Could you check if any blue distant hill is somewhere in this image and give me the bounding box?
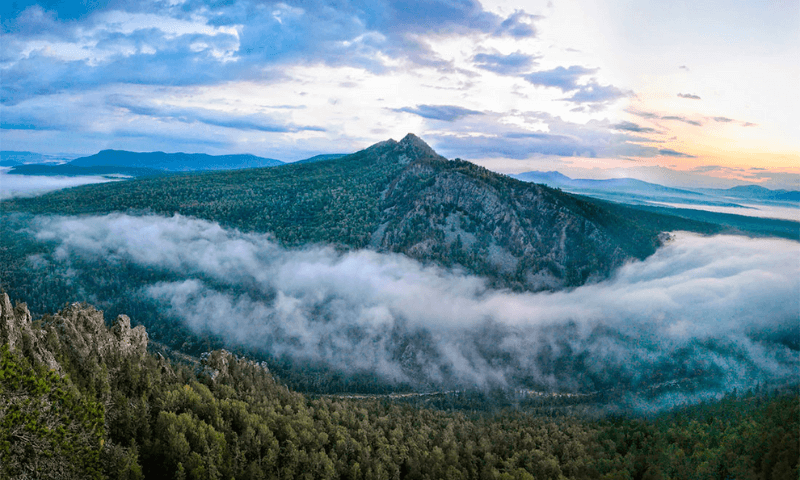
[513,171,699,195]
[0,151,74,165]
[70,150,284,172]
[513,170,799,209]
[697,185,800,202]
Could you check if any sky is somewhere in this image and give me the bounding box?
[1,0,798,189]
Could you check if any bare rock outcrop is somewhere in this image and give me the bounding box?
[1,292,148,372]
[0,292,59,370]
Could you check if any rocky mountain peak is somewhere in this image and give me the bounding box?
[395,133,441,163]
[365,134,443,164]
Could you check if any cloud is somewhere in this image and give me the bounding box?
[708,116,757,128]
[658,148,695,158]
[678,93,701,100]
[564,82,629,105]
[523,65,596,91]
[393,104,484,122]
[26,213,799,409]
[522,66,628,107]
[472,51,538,75]
[660,115,703,126]
[108,95,325,133]
[1,0,540,104]
[0,169,120,200]
[430,123,595,159]
[494,10,539,38]
[629,110,703,127]
[611,121,657,133]
[428,112,666,160]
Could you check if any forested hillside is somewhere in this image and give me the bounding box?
[1,134,723,291]
[1,294,797,480]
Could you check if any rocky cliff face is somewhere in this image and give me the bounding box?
[1,292,59,370]
[0,134,665,294]
[370,136,655,290]
[1,292,147,372]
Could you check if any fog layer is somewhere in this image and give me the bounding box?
[30,213,799,407]
[0,168,119,200]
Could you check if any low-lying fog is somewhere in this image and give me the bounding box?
[0,167,119,200]
[652,201,799,222]
[23,213,800,410]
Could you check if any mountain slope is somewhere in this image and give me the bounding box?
[70,149,284,171]
[1,134,720,290]
[293,153,349,164]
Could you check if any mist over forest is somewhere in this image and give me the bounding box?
[10,212,797,411]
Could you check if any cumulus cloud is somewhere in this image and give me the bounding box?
[611,121,657,133]
[27,213,800,409]
[107,95,325,133]
[393,104,484,122]
[522,66,628,107]
[428,112,665,160]
[629,110,703,127]
[494,11,539,38]
[523,65,596,91]
[1,0,539,104]
[472,51,538,75]
[563,82,629,105]
[658,148,695,158]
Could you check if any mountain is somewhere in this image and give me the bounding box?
[0,150,72,165]
[697,184,800,203]
[516,170,800,207]
[515,170,709,196]
[70,149,284,171]
[2,134,722,291]
[293,153,349,164]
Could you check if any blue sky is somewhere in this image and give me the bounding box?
[1,0,798,188]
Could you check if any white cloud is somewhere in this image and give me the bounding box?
[28,213,800,409]
[0,168,119,200]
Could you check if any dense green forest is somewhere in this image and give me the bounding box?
[2,296,797,480]
[1,135,796,394]
[1,135,731,293]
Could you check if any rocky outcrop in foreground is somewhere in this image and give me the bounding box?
[1,292,147,373]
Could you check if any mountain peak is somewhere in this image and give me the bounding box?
[394,133,441,163]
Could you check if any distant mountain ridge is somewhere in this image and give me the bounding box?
[0,150,74,166]
[70,149,284,171]
[514,170,799,208]
[515,171,707,196]
[3,133,724,291]
[697,184,800,202]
